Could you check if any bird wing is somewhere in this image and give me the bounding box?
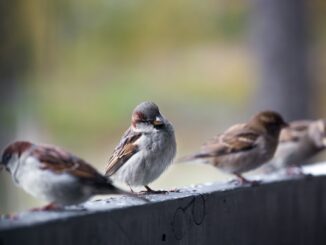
[203,123,245,146]
[33,145,107,184]
[201,125,260,156]
[105,127,142,176]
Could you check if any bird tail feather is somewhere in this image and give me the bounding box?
[177,152,212,163]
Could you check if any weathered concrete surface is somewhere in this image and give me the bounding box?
[1,163,326,245]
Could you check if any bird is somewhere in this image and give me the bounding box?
[180,111,288,184]
[261,119,326,174]
[0,141,143,211]
[105,101,176,193]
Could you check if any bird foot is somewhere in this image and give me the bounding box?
[248,180,261,187]
[140,189,168,194]
[286,166,313,180]
[30,203,62,212]
[232,174,261,187]
[141,186,169,194]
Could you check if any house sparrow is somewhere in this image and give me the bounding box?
[262,119,326,173]
[105,101,176,193]
[0,141,142,210]
[180,111,288,184]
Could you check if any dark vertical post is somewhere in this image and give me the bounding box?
[250,0,313,120]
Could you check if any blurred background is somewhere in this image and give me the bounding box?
[1,0,326,213]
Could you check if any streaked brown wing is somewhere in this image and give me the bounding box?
[202,129,259,156]
[203,123,245,146]
[34,145,106,183]
[105,127,142,176]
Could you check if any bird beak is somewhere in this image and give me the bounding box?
[153,116,163,126]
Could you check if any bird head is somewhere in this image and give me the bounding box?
[0,141,32,173]
[250,111,288,136]
[131,101,165,131]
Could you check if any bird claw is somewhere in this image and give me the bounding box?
[248,180,261,186]
[234,179,261,187]
[30,203,62,212]
[139,187,181,195]
[231,174,261,187]
[140,185,169,194]
[140,189,168,194]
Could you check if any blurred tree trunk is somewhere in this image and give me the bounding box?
[250,0,313,121]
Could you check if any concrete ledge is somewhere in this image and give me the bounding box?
[1,163,326,245]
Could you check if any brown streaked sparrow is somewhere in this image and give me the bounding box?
[262,119,326,174]
[180,111,288,184]
[105,101,176,193]
[0,141,142,210]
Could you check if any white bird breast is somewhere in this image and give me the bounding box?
[14,156,92,205]
[113,124,176,186]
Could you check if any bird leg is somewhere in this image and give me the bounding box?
[234,174,260,186]
[30,203,62,212]
[128,184,135,193]
[142,185,168,194]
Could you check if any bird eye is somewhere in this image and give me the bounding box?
[140,119,150,124]
[2,153,12,165]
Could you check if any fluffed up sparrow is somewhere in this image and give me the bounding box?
[180,111,288,184]
[105,101,176,193]
[0,141,142,210]
[262,119,326,174]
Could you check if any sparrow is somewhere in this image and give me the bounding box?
[262,119,326,174]
[180,111,288,184]
[0,141,143,210]
[105,101,176,193]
